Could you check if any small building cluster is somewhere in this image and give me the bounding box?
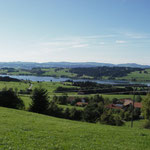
[107,99,142,110]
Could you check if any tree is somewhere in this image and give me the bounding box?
[70,108,83,120]
[112,98,119,104]
[141,93,150,129]
[52,95,58,102]
[57,93,68,105]
[83,102,104,123]
[100,109,124,126]
[48,101,63,117]
[29,88,49,114]
[0,89,24,109]
[142,93,150,120]
[135,95,142,102]
[64,108,70,119]
[90,95,104,103]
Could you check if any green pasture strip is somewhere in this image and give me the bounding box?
[0,81,29,91]
[102,94,145,100]
[59,104,84,110]
[10,71,32,75]
[41,68,77,77]
[20,95,31,110]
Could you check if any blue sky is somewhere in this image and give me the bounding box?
[0,0,150,64]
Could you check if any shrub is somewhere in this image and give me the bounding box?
[135,95,142,102]
[142,120,150,129]
[70,108,83,121]
[48,101,63,118]
[113,114,124,126]
[64,108,70,119]
[90,95,104,103]
[57,94,68,105]
[0,89,24,109]
[142,93,150,120]
[100,109,124,126]
[83,102,104,123]
[123,111,132,121]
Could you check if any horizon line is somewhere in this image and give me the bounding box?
[0,61,149,66]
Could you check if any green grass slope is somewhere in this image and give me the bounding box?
[0,107,150,150]
[118,69,150,81]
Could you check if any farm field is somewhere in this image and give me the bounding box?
[102,94,145,100]
[58,104,84,110]
[0,107,150,150]
[41,68,77,78]
[0,81,76,96]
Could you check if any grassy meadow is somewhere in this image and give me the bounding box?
[41,68,77,78]
[0,80,149,150]
[0,107,150,150]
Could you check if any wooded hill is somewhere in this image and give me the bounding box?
[1,66,150,82]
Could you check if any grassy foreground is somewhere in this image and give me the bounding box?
[0,107,150,150]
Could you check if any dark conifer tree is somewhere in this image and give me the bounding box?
[29,88,49,114]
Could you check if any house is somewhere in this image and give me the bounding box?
[134,102,142,108]
[106,98,142,110]
[121,99,142,109]
[76,102,88,107]
[106,104,123,109]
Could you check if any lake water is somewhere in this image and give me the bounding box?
[1,75,150,86]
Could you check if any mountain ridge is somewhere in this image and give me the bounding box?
[0,62,149,69]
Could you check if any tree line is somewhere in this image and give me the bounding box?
[1,88,150,127]
[70,66,143,79]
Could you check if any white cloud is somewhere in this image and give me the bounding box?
[116,40,127,44]
[99,42,105,45]
[71,44,89,48]
[39,34,116,51]
[39,36,93,51]
[41,41,77,47]
[125,33,149,39]
[80,34,116,39]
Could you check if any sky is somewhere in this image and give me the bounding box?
[0,0,150,64]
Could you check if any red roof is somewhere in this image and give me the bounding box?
[134,102,142,108]
[106,101,142,110]
[76,102,88,106]
[106,104,123,109]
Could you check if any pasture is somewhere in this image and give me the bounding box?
[0,107,150,150]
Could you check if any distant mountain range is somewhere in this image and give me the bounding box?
[0,62,149,69]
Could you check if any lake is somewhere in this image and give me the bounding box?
[1,75,150,86]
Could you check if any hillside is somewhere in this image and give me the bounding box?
[1,67,150,82]
[0,62,149,69]
[0,107,150,150]
[117,69,150,81]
